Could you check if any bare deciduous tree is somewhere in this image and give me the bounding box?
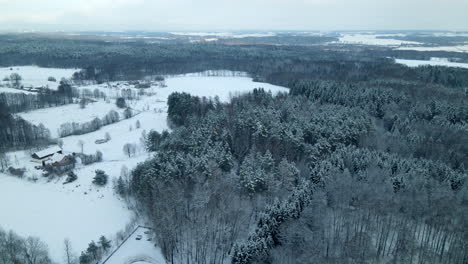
[78,140,85,153]
[123,143,136,158]
[63,238,76,264]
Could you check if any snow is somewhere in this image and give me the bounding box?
[431,32,468,37]
[20,72,287,138]
[0,71,288,263]
[396,45,468,53]
[0,113,158,262]
[0,66,79,90]
[46,153,66,164]
[395,57,468,69]
[0,87,35,94]
[103,227,165,264]
[18,101,126,138]
[33,146,62,159]
[336,33,420,46]
[331,32,468,52]
[169,31,276,38]
[0,172,133,262]
[161,73,287,102]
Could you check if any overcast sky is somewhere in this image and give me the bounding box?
[1,0,467,32]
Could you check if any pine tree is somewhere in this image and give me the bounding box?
[115,176,126,197]
[98,236,111,253]
[115,97,126,108]
[93,170,108,186]
[79,252,91,264]
[123,108,133,119]
[86,241,98,260]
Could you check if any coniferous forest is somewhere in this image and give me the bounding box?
[0,34,467,264]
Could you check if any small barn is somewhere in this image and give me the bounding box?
[31,146,62,160]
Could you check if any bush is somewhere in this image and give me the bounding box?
[64,171,78,184]
[136,83,150,89]
[47,76,56,82]
[8,167,25,177]
[123,108,133,119]
[116,97,126,108]
[93,170,108,186]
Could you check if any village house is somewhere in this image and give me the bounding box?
[31,146,62,160]
[42,153,74,167]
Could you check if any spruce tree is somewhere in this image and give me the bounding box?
[93,170,108,186]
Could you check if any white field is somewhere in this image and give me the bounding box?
[334,32,468,53]
[336,33,420,46]
[169,31,276,38]
[18,101,128,138]
[0,66,79,90]
[395,57,468,69]
[20,73,287,137]
[396,45,468,53]
[432,32,468,37]
[0,69,288,262]
[0,87,35,94]
[0,112,160,261]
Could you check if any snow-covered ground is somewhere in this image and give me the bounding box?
[396,44,468,53]
[18,101,127,138]
[161,73,287,101]
[336,33,420,46]
[0,165,133,262]
[169,31,276,38]
[0,112,158,261]
[395,57,468,69]
[20,72,287,138]
[431,32,468,37]
[0,87,35,94]
[104,227,165,264]
[0,70,288,262]
[333,32,468,53]
[0,111,160,261]
[0,66,79,90]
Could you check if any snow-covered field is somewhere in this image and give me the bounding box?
[161,73,287,101]
[20,72,287,138]
[396,44,468,53]
[0,68,288,263]
[0,113,158,261]
[0,169,133,261]
[18,101,126,138]
[0,87,35,94]
[395,57,468,69]
[0,66,79,90]
[169,31,276,38]
[333,32,468,53]
[336,33,420,46]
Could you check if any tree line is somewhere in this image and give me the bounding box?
[0,227,52,264]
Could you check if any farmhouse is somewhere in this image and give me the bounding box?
[43,153,73,167]
[31,146,62,160]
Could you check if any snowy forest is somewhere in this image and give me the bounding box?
[0,34,467,264]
